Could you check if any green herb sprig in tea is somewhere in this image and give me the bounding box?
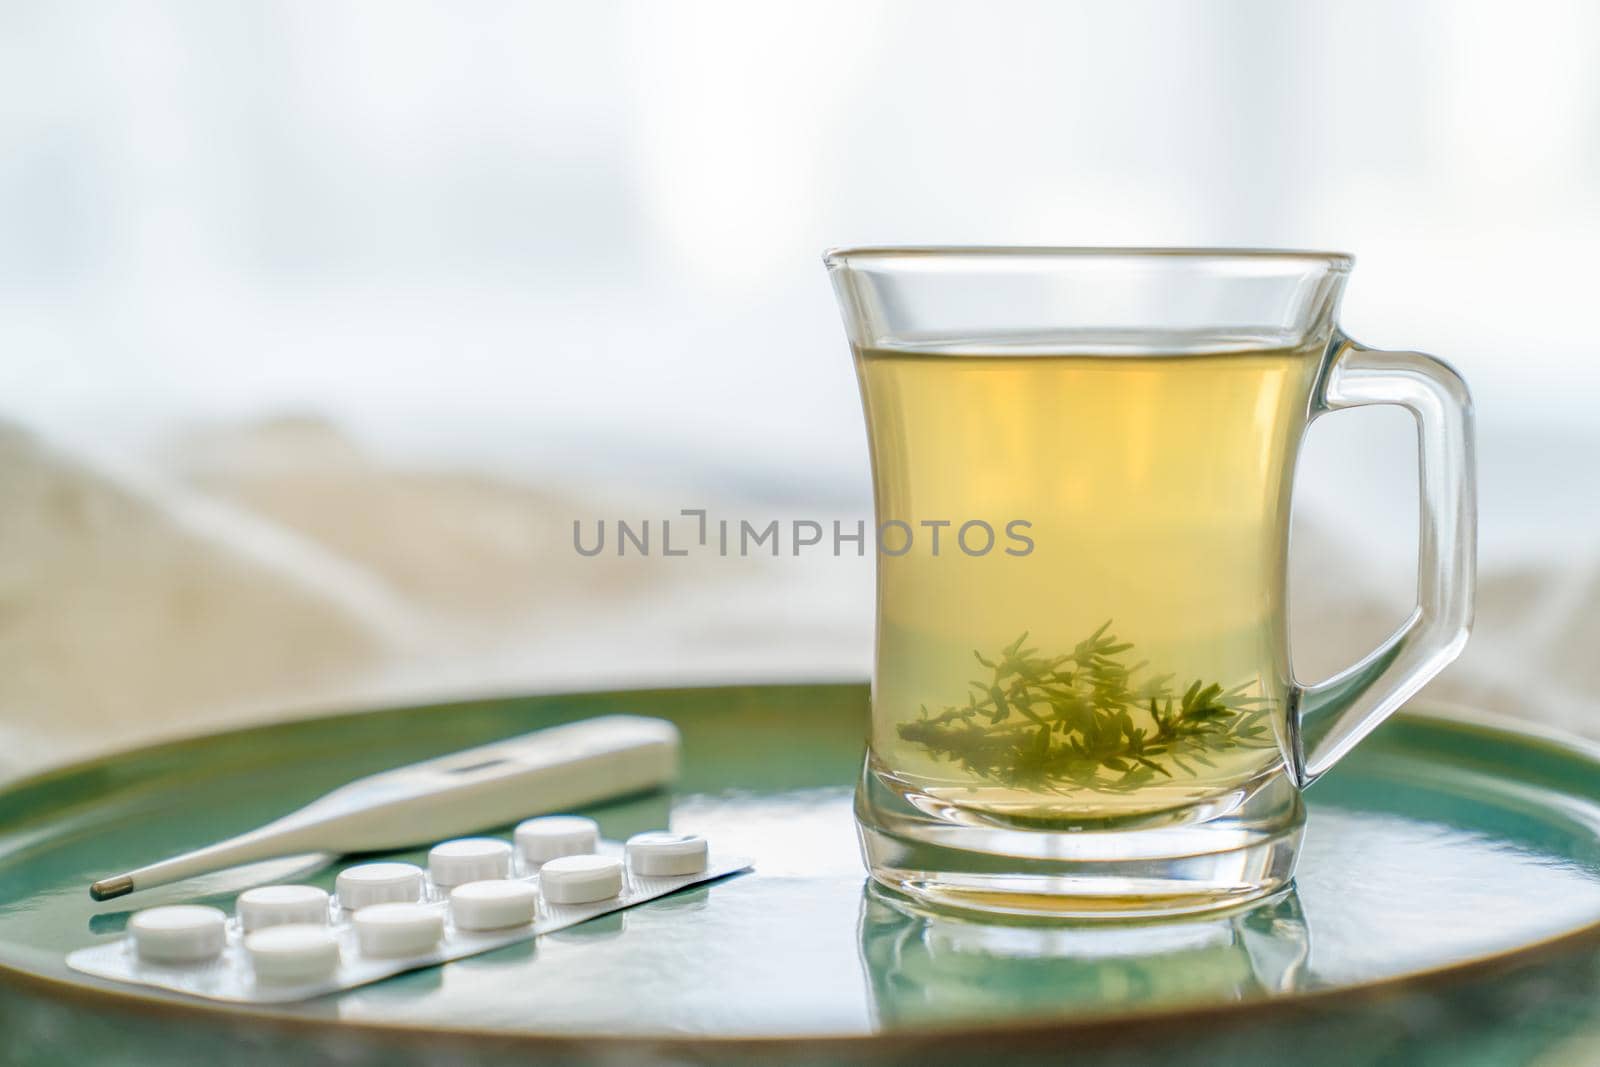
[897,622,1278,794]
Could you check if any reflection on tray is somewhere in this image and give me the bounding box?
[857,883,1309,1025]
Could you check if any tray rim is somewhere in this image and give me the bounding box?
[2,685,1598,1054]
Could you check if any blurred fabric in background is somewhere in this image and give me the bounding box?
[1,0,1596,778]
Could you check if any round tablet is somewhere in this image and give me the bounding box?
[245,923,340,983]
[428,838,513,887]
[625,831,709,876]
[336,862,425,910]
[237,885,330,932]
[515,815,599,866]
[539,854,623,905]
[450,880,539,931]
[353,902,444,958]
[129,905,227,964]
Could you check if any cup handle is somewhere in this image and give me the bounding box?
[1292,334,1477,787]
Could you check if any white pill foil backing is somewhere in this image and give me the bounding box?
[67,840,750,1004]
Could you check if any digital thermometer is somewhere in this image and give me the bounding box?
[89,714,680,901]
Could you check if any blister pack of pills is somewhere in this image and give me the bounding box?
[68,819,749,1004]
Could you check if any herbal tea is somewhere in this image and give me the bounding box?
[834,247,1471,916]
[856,339,1322,822]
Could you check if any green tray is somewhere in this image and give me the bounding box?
[2,684,1599,1067]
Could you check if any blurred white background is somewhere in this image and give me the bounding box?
[1,0,1596,773]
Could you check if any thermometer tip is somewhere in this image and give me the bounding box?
[90,875,134,901]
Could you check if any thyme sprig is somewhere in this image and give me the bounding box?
[897,622,1276,794]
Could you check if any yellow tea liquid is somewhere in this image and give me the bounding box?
[857,337,1321,821]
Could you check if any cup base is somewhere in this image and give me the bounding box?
[855,757,1305,921]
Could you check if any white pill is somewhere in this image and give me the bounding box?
[237,885,330,932]
[539,854,623,904]
[129,905,227,964]
[353,902,444,958]
[450,880,539,930]
[428,838,513,887]
[625,831,709,876]
[246,923,340,983]
[336,862,425,910]
[515,815,599,866]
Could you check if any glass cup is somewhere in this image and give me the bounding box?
[825,247,1475,918]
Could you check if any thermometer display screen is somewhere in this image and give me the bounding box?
[445,758,511,776]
